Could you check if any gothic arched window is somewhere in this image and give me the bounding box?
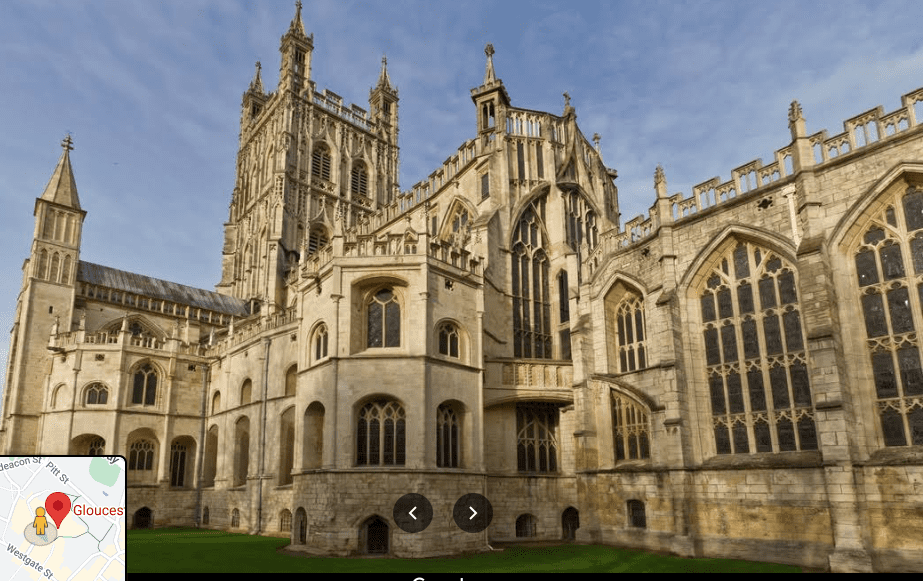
[854,187,923,447]
[312,143,331,181]
[88,438,105,456]
[356,400,405,466]
[85,383,108,406]
[367,288,400,348]
[128,440,155,470]
[170,442,188,487]
[313,324,329,362]
[516,403,558,472]
[285,365,297,397]
[699,241,817,455]
[437,322,459,358]
[351,161,369,198]
[436,402,460,468]
[612,393,650,461]
[240,379,252,405]
[512,197,551,358]
[132,364,158,406]
[616,296,646,373]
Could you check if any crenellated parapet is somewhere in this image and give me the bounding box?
[582,83,923,277]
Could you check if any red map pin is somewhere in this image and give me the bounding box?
[44,493,71,528]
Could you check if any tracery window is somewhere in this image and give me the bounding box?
[128,439,155,470]
[367,288,400,348]
[512,197,551,358]
[314,324,329,361]
[612,393,650,461]
[854,187,923,446]
[437,322,459,358]
[700,241,817,454]
[516,403,558,472]
[436,403,460,468]
[356,400,405,466]
[88,438,105,456]
[450,207,469,233]
[563,190,598,253]
[615,296,646,373]
[131,364,158,406]
[311,143,331,181]
[350,162,369,198]
[85,383,108,405]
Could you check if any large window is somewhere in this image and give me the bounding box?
[128,440,155,471]
[615,295,646,373]
[516,403,558,472]
[367,288,400,348]
[699,241,817,454]
[357,400,405,466]
[512,197,551,358]
[854,186,923,446]
[612,393,650,461]
[131,364,157,406]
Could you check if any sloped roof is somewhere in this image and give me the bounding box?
[77,261,249,317]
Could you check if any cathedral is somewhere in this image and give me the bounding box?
[2,4,922,572]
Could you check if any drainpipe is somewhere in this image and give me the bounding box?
[257,337,271,534]
[194,362,211,527]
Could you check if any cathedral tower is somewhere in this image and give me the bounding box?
[0,136,85,453]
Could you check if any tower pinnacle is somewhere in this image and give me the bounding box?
[40,135,81,210]
[376,55,395,93]
[249,61,264,93]
[484,43,496,85]
[289,1,306,36]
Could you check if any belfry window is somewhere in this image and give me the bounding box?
[511,197,551,358]
[699,241,817,455]
[351,162,369,198]
[854,187,923,447]
[312,144,331,181]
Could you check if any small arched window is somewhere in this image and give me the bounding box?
[280,509,292,532]
[436,403,460,468]
[132,364,158,406]
[314,324,329,361]
[351,162,369,198]
[128,440,155,470]
[212,391,221,415]
[437,322,459,358]
[312,143,331,181]
[37,249,48,280]
[240,379,252,405]
[231,508,240,528]
[202,506,210,525]
[285,365,297,397]
[368,288,400,348]
[85,383,108,406]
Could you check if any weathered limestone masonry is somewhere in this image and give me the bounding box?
[1,4,921,571]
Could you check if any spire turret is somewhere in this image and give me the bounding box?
[248,61,264,94]
[40,135,81,211]
[288,0,306,37]
[376,55,396,94]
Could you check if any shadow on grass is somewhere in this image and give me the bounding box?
[127,528,805,574]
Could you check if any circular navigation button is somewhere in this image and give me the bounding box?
[452,493,493,533]
[393,493,433,533]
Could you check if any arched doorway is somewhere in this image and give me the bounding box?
[294,507,307,545]
[134,507,153,529]
[562,507,579,541]
[360,516,389,554]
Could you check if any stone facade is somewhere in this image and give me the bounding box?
[1,5,922,572]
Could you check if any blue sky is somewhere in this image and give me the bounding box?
[2,0,923,388]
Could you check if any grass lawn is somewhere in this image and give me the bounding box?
[127,528,805,573]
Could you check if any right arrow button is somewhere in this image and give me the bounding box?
[453,493,492,533]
